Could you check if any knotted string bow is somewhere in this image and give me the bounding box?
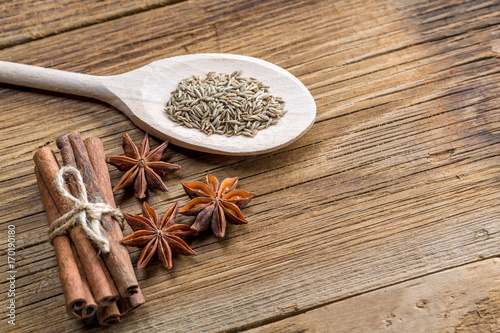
[48,166,124,253]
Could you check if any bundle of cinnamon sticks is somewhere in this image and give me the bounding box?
[33,131,145,326]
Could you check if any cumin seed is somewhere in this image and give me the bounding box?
[166,71,287,137]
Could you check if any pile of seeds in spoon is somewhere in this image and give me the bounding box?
[165,71,287,137]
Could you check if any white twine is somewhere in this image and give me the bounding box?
[48,166,124,253]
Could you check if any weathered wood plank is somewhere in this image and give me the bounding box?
[0,0,499,332]
[0,0,180,49]
[247,258,500,333]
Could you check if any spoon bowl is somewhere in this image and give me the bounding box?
[0,54,316,155]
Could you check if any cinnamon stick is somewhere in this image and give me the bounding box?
[117,286,146,315]
[84,137,145,292]
[33,147,117,306]
[66,131,139,297]
[85,137,146,312]
[57,136,120,299]
[71,245,97,318]
[35,166,91,319]
[96,303,121,327]
[82,137,120,210]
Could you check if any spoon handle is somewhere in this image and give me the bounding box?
[0,61,110,100]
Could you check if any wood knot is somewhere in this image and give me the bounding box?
[416,299,428,308]
[474,229,490,241]
[428,148,455,161]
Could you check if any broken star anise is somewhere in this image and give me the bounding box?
[106,133,181,199]
[121,202,196,269]
[179,172,256,238]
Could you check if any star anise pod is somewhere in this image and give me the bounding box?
[178,172,256,238]
[121,202,196,269]
[106,133,181,199]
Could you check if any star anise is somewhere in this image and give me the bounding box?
[121,202,196,269]
[178,172,256,238]
[106,133,180,199]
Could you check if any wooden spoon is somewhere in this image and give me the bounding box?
[0,54,316,155]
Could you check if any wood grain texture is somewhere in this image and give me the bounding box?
[247,258,500,333]
[0,0,499,332]
[0,0,180,49]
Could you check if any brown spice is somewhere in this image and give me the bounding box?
[33,147,118,307]
[96,302,121,327]
[179,172,256,238]
[84,136,146,306]
[60,132,139,298]
[34,166,96,319]
[121,202,196,269]
[117,286,146,315]
[106,133,180,199]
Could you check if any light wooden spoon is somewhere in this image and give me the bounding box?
[0,53,316,155]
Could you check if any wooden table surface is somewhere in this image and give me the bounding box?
[1,0,500,332]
